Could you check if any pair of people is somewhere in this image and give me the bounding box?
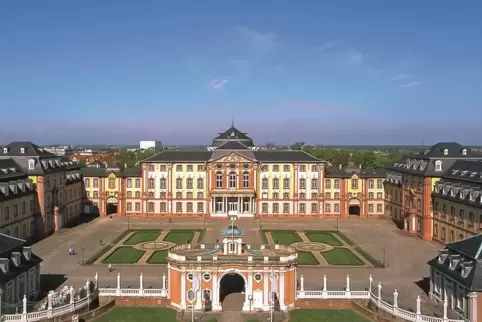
[68,248,75,255]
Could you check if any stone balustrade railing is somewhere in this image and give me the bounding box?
[97,272,168,298]
[296,274,465,322]
[0,275,98,322]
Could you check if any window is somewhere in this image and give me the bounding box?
[197,164,203,171]
[197,202,204,213]
[187,289,195,302]
[368,192,374,199]
[435,160,443,172]
[109,178,115,188]
[283,203,289,214]
[459,209,465,221]
[262,203,268,213]
[311,165,318,172]
[187,165,193,172]
[176,178,183,189]
[377,179,383,189]
[469,212,475,224]
[368,204,374,212]
[135,179,141,188]
[273,203,279,213]
[273,178,279,189]
[197,178,204,189]
[283,165,290,172]
[377,204,382,212]
[377,192,383,199]
[272,165,279,172]
[273,192,279,199]
[283,178,290,189]
[28,159,35,170]
[241,172,250,188]
[311,178,318,189]
[253,273,263,282]
[334,204,339,212]
[262,165,268,172]
[334,192,340,199]
[299,203,306,213]
[126,203,132,211]
[311,192,318,199]
[351,179,358,189]
[160,165,167,171]
[160,202,167,213]
[148,192,154,198]
[187,202,193,213]
[283,192,289,199]
[325,192,331,199]
[462,149,467,155]
[127,191,132,198]
[311,203,317,213]
[84,178,90,186]
[325,179,331,189]
[325,204,331,213]
[216,172,223,188]
[135,202,141,211]
[202,273,211,282]
[299,178,306,189]
[160,178,167,189]
[148,178,155,189]
[4,206,10,220]
[176,165,183,172]
[229,172,237,188]
[197,192,204,199]
[368,180,374,188]
[262,178,268,189]
[334,179,340,189]
[93,191,98,198]
[148,202,154,213]
[450,206,455,217]
[176,202,182,213]
[299,165,306,172]
[433,223,438,236]
[126,179,132,188]
[135,191,141,198]
[176,192,182,198]
[229,242,236,253]
[187,178,193,189]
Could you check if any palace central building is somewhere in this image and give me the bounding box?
[82,124,386,218]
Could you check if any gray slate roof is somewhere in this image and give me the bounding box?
[428,235,482,291]
[0,159,26,181]
[0,233,24,255]
[81,166,141,177]
[326,163,387,178]
[221,224,245,237]
[212,125,255,147]
[1,142,55,157]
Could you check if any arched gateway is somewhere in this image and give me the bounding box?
[167,216,297,312]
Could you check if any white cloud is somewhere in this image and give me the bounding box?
[317,40,343,51]
[400,81,420,88]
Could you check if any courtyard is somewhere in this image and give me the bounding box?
[262,229,382,267]
[87,229,203,265]
[30,216,440,315]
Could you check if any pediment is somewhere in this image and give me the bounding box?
[351,174,359,180]
[108,172,117,178]
[214,152,254,163]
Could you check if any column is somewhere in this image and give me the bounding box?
[212,272,220,311]
[263,271,269,311]
[242,272,252,311]
[280,271,285,309]
[195,272,203,310]
[180,272,186,309]
[239,197,242,213]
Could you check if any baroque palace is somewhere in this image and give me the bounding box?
[81,124,386,218]
[0,142,83,239]
[385,142,482,244]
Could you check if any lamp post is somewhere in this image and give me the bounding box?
[248,294,252,312]
[127,216,130,230]
[81,246,85,265]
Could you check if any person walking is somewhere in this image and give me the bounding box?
[108,264,112,272]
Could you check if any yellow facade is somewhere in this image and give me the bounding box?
[347,174,362,194]
[432,197,480,243]
[0,194,36,239]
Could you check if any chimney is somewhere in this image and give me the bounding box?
[22,247,32,260]
[0,258,9,273]
[11,252,21,266]
[339,164,342,170]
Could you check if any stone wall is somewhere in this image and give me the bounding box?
[77,300,116,322]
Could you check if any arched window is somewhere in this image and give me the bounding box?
[216,172,223,188]
[28,159,35,170]
[229,172,237,189]
[243,172,250,188]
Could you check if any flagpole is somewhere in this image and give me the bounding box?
[191,268,195,322]
[270,267,274,322]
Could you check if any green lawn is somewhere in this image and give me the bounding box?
[123,231,161,245]
[146,250,169,264]
[298,251,319,265]
[322,248,364,266]
[304,231,343,246]
[163,230,195,244]
[94,307,177,322]
[268,230,302,245]
[289,309,370,322]
[102,247,145,264]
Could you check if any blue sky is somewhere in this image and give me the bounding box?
[1,1,482,145]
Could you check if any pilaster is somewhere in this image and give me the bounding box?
[180,272,186,309]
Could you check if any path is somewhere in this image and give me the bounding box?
[296,232,329,265]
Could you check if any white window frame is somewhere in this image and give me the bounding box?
[187,289,195,302]
[243,172,250,188]
[28,159,35,170]
[216,172,223,188]
[435,160,443,172]
[229,172,237,189]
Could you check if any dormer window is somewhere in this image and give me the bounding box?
[443,149,448,155]
[28,159,35,170]
[438,249,449,264]
[452,170,459,175]
[449,254,461,270]
[20,147,25,154]
[461,262,474,278]
[470,172,477,177]
[435,160,443,172]
[3,147,7,154]
[461,171,468,176]
[470,192,475,201]
[462,149,467,155]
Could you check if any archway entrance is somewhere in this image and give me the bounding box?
[106,198,118,216]
[219,273,245,311]
[348,205,360,216]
